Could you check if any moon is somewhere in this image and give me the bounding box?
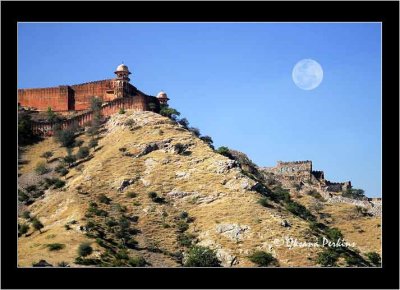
[292,59,323,90]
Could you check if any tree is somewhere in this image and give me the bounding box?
[160,105,180,120]
[63,148,76,167]
[78,243,93,257]
[216,146,233,159]
[88,138,98,150]
[316,249,339,267]
[200,135,214,148]
[35,161,49,175]
[148,102,156,112]
[46,107,60,123]
[189,127,200,137]
[54,127,76,148]
[342,188,366,200]
[366,252,381,266]
[177,118,189,128]
[18,112,35,145]
[76,146,90,159]
[40,151,53,163]
[248,251,276,266]
[184,246,221,267]
[32,218,44,233]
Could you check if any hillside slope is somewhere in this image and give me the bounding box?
[17,111,381,267]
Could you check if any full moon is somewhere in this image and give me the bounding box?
[292,59,323,90]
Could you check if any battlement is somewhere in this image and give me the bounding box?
[277,160,312,165]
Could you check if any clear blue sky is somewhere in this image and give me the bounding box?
[18,23,382,197]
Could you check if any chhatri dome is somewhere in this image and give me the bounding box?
[156,91,170,105]
[115,63,131,74]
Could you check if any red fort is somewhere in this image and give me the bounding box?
[18,64,169,112]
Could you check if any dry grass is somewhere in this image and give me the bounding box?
[18,111,379,267]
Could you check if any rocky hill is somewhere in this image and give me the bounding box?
[17,111,381,267]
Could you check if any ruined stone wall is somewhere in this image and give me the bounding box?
[18,86,71,111]
[31,95,160,136]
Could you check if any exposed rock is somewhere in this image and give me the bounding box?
[32,260,53,267]
[167,190,197,199]
[215,159,237,174]
[118,178,136,192]
[175,171,190,179]
[216,248,239,267]
[216,223,250,241]
[135,139,172,158]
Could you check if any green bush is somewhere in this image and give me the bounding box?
[176,220,189,233]
[119,108,126,114]
[126,192,137,198]
[344,255,364,266]
[40,151,53,162]
[18,223,30,236]
[78,243,93,257]
[128,256,146,267]
[177,233,196,247]
[54,128,76,148]
[148,192,157,199]
[98,194,111,204]
[248,251,275,266]
[116,249,129,260]
[325,227,344,241]
[270,187,291,202]
[342,188,366,200]
[22,211,31,219]
[18,190,30,202]
[257,197,271,207]
[285,201,315,221]
[215,146,233,159]
[106,218,118,227]
[189,127,200,137]
[32,218,44,233]
[179,211,189,219]
[88,138,98,150]
[76,146,90,159]
[184,246,221,267]
[43,177,65,189]
[366,252,381,266]
[307,189,323,200]
[47,243,65,251]
[35,162,50,175]
[316,249,339,267]
[160,105,180,120]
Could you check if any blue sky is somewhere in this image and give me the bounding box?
[18,23,382,197]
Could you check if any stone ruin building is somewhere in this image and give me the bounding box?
[18,63,168,113]
[261,160,352,193]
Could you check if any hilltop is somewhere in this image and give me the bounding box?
[17,110,381,267]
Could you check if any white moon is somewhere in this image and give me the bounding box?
[292,59,323,90]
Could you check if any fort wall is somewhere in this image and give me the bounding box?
[18,86,71,111]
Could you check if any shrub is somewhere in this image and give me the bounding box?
[160,105,181,120]
[43,177,65,189]
[106,218,118,227]
[248,251,275,266]
[22,211,31,219]
[177,233,196,247]
[18,223,30,236]
[40,151,53,162]
[177,118,189,128]
[270,187,291,202]
[26,185,37,192]
[257,197,271,207]
[78,243,93,257]
[128,256,146,267]
[325,227,344,241]
[119,107,126,114]
[133,201,141,206]
[126,192,137,198]
[35,162,49,175]
[216,146,233,159]
[124,119,136,127]
[18,112,36,145]
[344,255,364,266]
[285,201,315,221]
[116,249,129,260]
[76,146,90,159]
[98,194,111,204]
[57,261,69,267]
[366,252,381,266]
[88,138,98,150]
[342,188,366,200]
[74,139,84,148]
[18,190,30,203]
[306,189,323,200]
[184,246,221,267]
[176,220,189,233]
[63,153,76,167]
[47,243,65,251]
[54,128,76,148]
[179,211,189,219]
[32,218,44,233]
[189,127,200,137]
[119,147,127,153]
[200,135,214,147]
[316,249,339,267]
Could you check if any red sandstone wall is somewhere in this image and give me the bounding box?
[71,80,114,110]
[18,86,70,111]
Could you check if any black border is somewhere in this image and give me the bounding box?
[3,1,399,289]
